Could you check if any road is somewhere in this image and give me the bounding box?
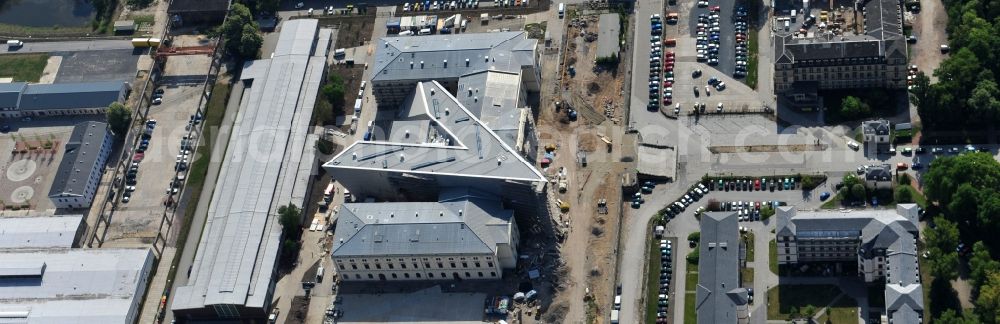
[0,40,135,54]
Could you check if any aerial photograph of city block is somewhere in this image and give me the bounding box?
[0,0,996,322]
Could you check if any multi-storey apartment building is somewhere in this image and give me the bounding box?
[331,189,518,281]
[774,0,908,106]
[776,204,924,323]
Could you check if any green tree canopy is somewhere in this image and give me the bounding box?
[926,217,961,281]
[970,241,1000,289]
[850,183,867,202]
[278,203,302,233]
[105,102,132,137]
[976,271,1000,323]
[840,96,871,119]
[937,309,981,324]
[221,4,262,59]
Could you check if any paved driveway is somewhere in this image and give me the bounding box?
[0,40,135,54]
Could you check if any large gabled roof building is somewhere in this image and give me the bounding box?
[695,212,750,324]
[48,121,113,209]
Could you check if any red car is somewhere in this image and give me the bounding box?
[662,97,672,105]
[754,179,761,190]
[663,81,673,87]
[710,5,720,11]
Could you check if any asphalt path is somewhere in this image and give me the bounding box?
[0,40,136,54]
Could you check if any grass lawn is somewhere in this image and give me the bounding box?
[741,268,754,286]
[820,192,844,209]
[644,233,664,323]
[685,292,697,324]
[896,184,928,208]
[744,232,755,262]
[767,285,854,320]
[816,304,859,324]
[685,261,699,290]
[768,239,778,274]
[918,253,933,320]
[746,30,759,89]
[0,54,49,82]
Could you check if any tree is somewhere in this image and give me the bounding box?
[895,186,914,204]
[926,216,961,281]
[924,153,1000,207]
[688,232,701,243]
[221,4,262,59]
[948,183,981,224]
[278,203,302,234]
[238,24,263,58]
[850,183,867,202]
[105,102,132,137]
[976,271,1000,323]
[322,74,347,107]
[840,96,871,119]
[315,138,334,155]
[937,309,980,324]
[968,79,1000,121]
[970,241,1000,289]
[686,249,700,264]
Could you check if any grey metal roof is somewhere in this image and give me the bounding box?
[776,205,924,322]
[325,80,544,182]
[331,189,513,257]
[696,212,749,324]
[371,32,536,83]
[0,82,26,109]
[863,119,891,135]
[171,19,324,313]
[0,248,153,324]
[596,14,621,59]
[783,38,882,61]
[866,164,893,182]
[48,121,110,199]
[19,81,128,111]
[0,215,83,249]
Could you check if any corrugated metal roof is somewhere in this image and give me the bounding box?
[0,82,26,109]
[0,215,83,249]
[696,212,749,324]
[0,248,153,324]
[171,19,325,314]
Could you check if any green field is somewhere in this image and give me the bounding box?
[767,285,856,321]
[744,232,755,262]
[0,54,49,82]
[746,31,759,89]
[768,239,778,274]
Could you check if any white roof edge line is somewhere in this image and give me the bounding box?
[324,164,545,182]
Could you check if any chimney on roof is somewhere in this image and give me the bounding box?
[474,97,478,102]
[410,61,414,69]
[445,108,450,115]
[352,152,357,160]
[443,59,447,68]
[484,55,489,62]
[459,209,463,216]
[440,211,444,217]
[400,153,405,162]
[405,130,410,138]
[465,58,470,66]
[420,61,424,68]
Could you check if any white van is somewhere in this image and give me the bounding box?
[399,30,414,36]
[418,28,432,35]
[460,19,467,31]
[6,40,23,48]
[784,20,790,30]
[558,3,565,18]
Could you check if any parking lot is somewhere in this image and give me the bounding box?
[685,0,747,77]
[52,49,142,83]
[102,52,212,246]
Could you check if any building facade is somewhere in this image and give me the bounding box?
[862,119,891,144]
[776,205,924,322]
[331,190,519,282]
[48,121,113,209]
[774,0,907,105]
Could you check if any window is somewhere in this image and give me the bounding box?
[343,274,349,280]
[339,264,345,270]
[364,264,370,270]
[401,263,406,269]
[475,262,481,268]
[413,263,419,269]
[425,263,431,268]
[465,272,471,277]
[491,272,497,277]
[352,264,357,270]
[376,263,382,270]
[462,262,468,268]
[488,262,494,268]
[416,273,421,278]
[478,272,484,277]
[450,262,456,268]
[392,273,397,279]
[437,262,443,268]
[429,273,434,278]
[442,273,447,278]
[388,264,394,269]
[355,274,361,279]
[368,274,374,279]
[404,273,410,278]
[786,256,791,261]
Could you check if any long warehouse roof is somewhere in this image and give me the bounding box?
[171,19,327,312]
